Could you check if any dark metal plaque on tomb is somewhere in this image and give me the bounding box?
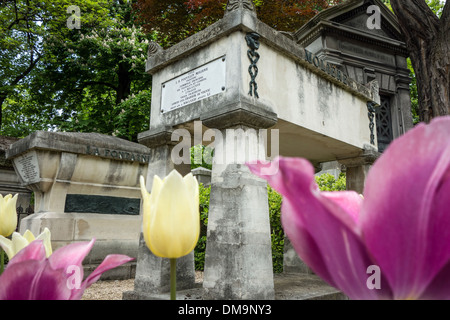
[64,194,140,215]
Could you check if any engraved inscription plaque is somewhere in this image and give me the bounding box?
[161,56,226,113]
[14,150,40,184]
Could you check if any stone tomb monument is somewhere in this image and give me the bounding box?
[0,136,34,229]
[295,0,413,153]
[126,0,381,300]
[6,131,151,279]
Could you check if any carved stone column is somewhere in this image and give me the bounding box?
[201,103,277,299]
[124,128,195,299]
[338,148,380,194]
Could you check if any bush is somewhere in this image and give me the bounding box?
[268,185,284,273]
[315,172,346,191]
[194,183,210,271]
[194,183,285,274]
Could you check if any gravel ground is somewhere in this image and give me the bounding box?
[82,271,204,300]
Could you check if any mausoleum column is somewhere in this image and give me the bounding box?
[125,128,195,298]
[338,148,380,194]
[201,106,277,300]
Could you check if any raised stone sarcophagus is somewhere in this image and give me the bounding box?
[6,131,151,278]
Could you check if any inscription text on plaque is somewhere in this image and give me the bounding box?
[161,56,226,113]
[14,150,40,184]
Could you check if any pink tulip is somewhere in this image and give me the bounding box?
[247,116,450,300]
[0,239,133,300]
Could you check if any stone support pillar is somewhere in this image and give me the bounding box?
[201,106,277,300]
[394,58,414,136]
[124,128,195,298]
[338,148,380,194]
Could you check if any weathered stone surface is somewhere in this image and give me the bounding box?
[7,131,150,279]
[295,0,414,149]
[130,233,195,295]
[202,127,275,300]
[7,131,151,163]
[191,167,212,186]
[0,135,33,231]
[125,144,196,297]
[338,148,381,193]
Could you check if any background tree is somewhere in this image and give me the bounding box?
[1,0,154,141]
[389,0,449,122]
[134,0,343,48]
[0,0,112,130]
[381,0,445,124]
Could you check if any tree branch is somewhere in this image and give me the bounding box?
[391,0,439,44]
[440,0,450,31]
[10,53,41,87]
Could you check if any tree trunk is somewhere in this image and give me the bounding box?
[391,0,450,123]
[0,94,5,130]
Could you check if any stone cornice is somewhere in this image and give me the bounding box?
[146,8,378,106]
[294,0,402,40]
[297,20,408,56]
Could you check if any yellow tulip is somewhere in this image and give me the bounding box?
[0,228,53,260]
[0,194,18,237]
[140,170,200,259]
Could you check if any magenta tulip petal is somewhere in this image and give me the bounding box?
[361,116,450,299]
[248,157,388,299]
[49,239,95,271]
[0,260,71,300]
[84,254,134,287]
[421,261,450,300]
[5,240,46,268]
[320,191,363,224]
[281,198,336,287]
[70,254,134,300]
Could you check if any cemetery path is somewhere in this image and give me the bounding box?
[82,279,135,300]
[82,271,204,300]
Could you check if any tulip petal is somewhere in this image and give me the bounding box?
[149,174,163,205]
[141,175,162,250]
[0,194,18,237]
[320,191,363,224]
[36,228,52,257]
[22,229,35,243]
[248,157,387,299]
[183,173,200,229]
[0,259,71,300]
[150,170,199,258]
[70,254,134,300]
[0,236,13,260]
[5,240,46,267]
[11,232,30,258]
[420,258,450,299]
[361,116,450,299]
[49,239,95,271]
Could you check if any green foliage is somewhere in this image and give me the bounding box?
[194,172,347,272]
[194,183,210,271]
[1,0,153,141]
[268,185,284,273]
[190,145,213,170]
[194,182,287,273]
[0,0,112,130]
[315,172,346,191]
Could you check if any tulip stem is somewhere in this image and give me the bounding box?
[170,258,177,300]
[0,247,4,275]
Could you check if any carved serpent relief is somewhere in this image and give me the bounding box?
[367,101,377,145]
[246,32,260,98]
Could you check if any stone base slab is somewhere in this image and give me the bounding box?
[123,273,347,300]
